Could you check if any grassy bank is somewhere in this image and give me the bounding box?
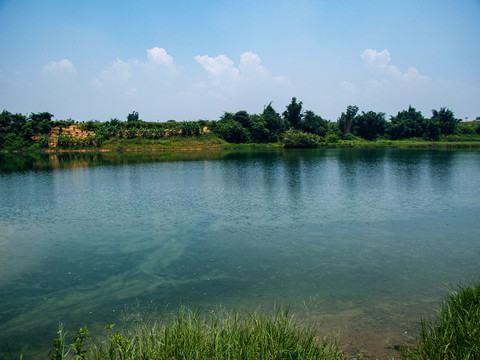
[402,281,480,359]
[6,281,477,359]
[3,133,480,153]
[327,139,480,149]
[32,138,480,152]
[48,307,343,360]
[61,133,282,152]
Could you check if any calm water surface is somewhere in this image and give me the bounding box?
[0,149,479,358]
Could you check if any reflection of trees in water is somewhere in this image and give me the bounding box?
[425,151,456,190]
[385,150,457,196]
[0,151,247,172]
[336,149,388,197]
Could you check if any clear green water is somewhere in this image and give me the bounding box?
[0,149,479,358]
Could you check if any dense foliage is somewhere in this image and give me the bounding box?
[1,101,479,150]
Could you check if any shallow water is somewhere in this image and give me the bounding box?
[0,149,479,358]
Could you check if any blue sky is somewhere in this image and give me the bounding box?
[1,0,479,122]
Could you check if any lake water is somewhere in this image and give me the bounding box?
[0,149,479,358]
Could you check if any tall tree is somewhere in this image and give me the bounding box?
[248,114,270,143]
[233,110,250,128]
[424,118,441,140]
[431,107,459,135]
[214,111,251,143]
[388,106,425,140]
[353,111,386,140]
[302,110,328,136]
[23,112,54,137]
[337,105,359,134]
[262,103,285,142]
[127,111,140,122]
[283,97,303,130]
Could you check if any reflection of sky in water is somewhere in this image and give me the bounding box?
[0,149,479,357]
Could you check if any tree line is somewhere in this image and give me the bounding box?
[1,98,479,150]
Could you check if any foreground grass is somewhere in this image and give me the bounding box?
[33,281,480,359]
[402,282,480,359]
[50,307,344,360]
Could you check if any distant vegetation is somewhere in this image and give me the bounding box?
[1,98,480,151]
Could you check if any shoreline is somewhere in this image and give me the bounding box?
[3,140,480,154]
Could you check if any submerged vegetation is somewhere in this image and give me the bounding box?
[1,99,480,151]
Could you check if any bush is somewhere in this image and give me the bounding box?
[282,129,322,148]
[341,133,358,141]
[442,134,462,142]
[325,134,340,144]
[214,120,251,143]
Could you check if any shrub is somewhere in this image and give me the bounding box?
[325,134,340,144]
[282,129,322,148]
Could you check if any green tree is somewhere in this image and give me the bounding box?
[248,114,270,143]
[301,110,328,137]
[424,118,441,141]
[388,106,426,140]
[127,111,140,122]
[0,110,28,148]
[213,112,251,143]
[219,112,234,122]
[214,120,250,143]
[0,110,27,134]
[352,111,386,140]
[261,103,285,142]
[23,112,54,137]
[283,97,303,130]
[233,110,251,128]
[431,107,459,135]
[337,105,359,135]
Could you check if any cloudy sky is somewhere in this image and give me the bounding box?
[1,0,479,122]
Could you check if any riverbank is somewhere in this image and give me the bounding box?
[83,136,480,151]
[3,134,480,153]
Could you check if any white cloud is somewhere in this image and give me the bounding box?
[361,48,428,82]
[194,54,240,79]
[239,52,268,78]
[99,58,132,84]
[194,51,289,98]
[402,67,428,81]
[147,47,175,72]
[94,47,176,93]
[361,48,391,68]
[40,59,77,80]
